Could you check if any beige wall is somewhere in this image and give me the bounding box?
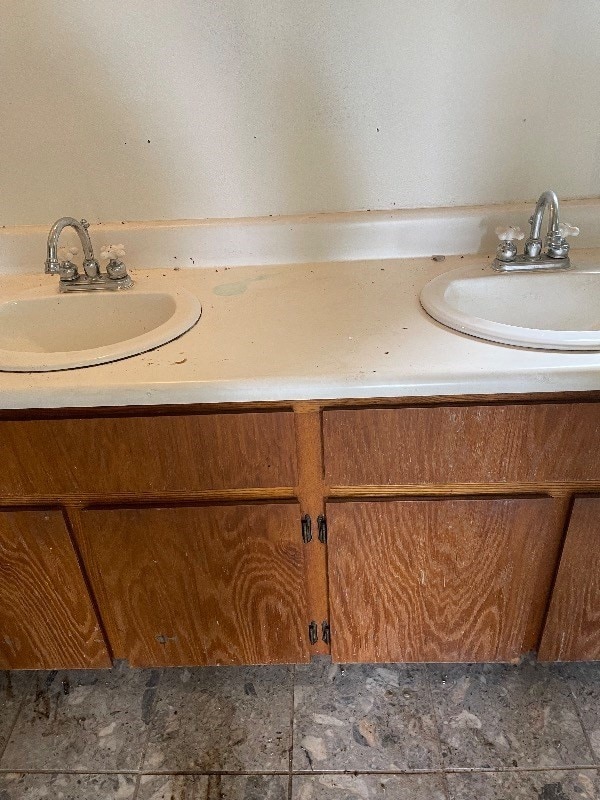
[1,0,599,226]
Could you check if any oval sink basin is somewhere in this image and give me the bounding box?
[0,288,202,371]
[420,264,600,350]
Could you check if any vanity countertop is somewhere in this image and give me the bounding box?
[0,250,599,409]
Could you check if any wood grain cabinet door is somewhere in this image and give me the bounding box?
[0,510,110,669]
[539,497,600,661]
[75,504,310,667]
[326,497,561,663]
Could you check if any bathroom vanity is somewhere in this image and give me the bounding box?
[0,252,599,671]
[1,393,599,671]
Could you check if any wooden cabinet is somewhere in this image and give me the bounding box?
[74,504,310,667]
[0,407,305,670]
[539,497,600,661]
[1,396,598,669]
[0,509,110,670]
[321,399,600,664]
[326,498,562,663]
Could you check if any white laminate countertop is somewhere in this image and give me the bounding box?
[0,251,599,410]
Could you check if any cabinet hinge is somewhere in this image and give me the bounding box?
[317,514,327,544]
[308,620,319,645]
[301,514,312,543]
[321,620,331,644]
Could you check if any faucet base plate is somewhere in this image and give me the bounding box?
[58,275,134,293]
[492,255,572,273]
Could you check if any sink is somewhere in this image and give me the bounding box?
[0,288,202,371]
[420,264,600,350]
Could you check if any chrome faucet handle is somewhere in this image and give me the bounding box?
[100,244,131,282]
[56,247,80,281]
[58,262,78,281]
[546,222,579,259]
[495,225,524,262]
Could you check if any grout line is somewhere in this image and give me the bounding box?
[131,773,142,800]
[0,768,291,776]
[140,770,291,776]
[291,769,450,776]
[288,664,296,800]
[423,664,452,800]
[0,766,599,777]
[561,665,598,765]
[0,679,31,768]
[138,668,164,772]
[0,769,141,776]
[131,667,164,800]
[442,766,600,774]
[289,766,600,775]
[135,766,600,775]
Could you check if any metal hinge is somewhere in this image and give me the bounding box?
[321,621,331,644]
[301,515,312,543]
[308,620,319,645]
[317,514,327,544]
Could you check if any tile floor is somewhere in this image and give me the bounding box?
[0,659,599,799]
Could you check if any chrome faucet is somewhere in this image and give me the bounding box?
[493,190,579,272]
[45,217,133,292]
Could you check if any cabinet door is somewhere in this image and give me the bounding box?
[76,504,310,667]
[539,497,600,661]
[327,498,559,663]
[0,510,110,669]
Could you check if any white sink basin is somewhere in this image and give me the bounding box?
[420,264,600,350]
[0,288,202,371]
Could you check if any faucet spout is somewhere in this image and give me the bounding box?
[45,217,100,277]
[528,190,559,241]
[524,190,564,259]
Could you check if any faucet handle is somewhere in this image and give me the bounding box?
[495,226,524,262]
[56,247,79,281]
[100,244,126,261]
[101,244,131,282]
[495,225,525,242]
[546,221,579,259]
[58,246,78,262]
[558,222,580,238]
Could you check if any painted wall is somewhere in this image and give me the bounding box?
[1,0,599,226]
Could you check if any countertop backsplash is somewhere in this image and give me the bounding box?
[2,200,600,276]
